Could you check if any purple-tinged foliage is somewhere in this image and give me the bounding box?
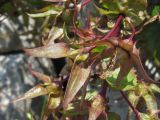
[6,0,160,119]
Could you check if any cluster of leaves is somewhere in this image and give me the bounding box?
[11,0,160,120]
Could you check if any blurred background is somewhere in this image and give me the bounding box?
[0,0,160,120]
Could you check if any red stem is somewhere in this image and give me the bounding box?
[102,15,124,40]
[120,90,140,120]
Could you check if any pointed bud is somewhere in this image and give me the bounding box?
[29,69,52,83]
[13,84,49,103]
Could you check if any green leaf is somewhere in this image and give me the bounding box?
[140,113,153,120]
[100,0,123,13]
[151,5,160,16]
[27,9,59,18]
[149,84,160,93]
[143,94,158,111]
[95,5,119,15]
[106,68,138,91]
[92,45,107,53]
[100,0,148,26]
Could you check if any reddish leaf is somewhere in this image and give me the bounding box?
[63,63,91,109]
[24,43,69,58]
[29,69,52,83]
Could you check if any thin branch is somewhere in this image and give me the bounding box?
[120,90,140,120]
